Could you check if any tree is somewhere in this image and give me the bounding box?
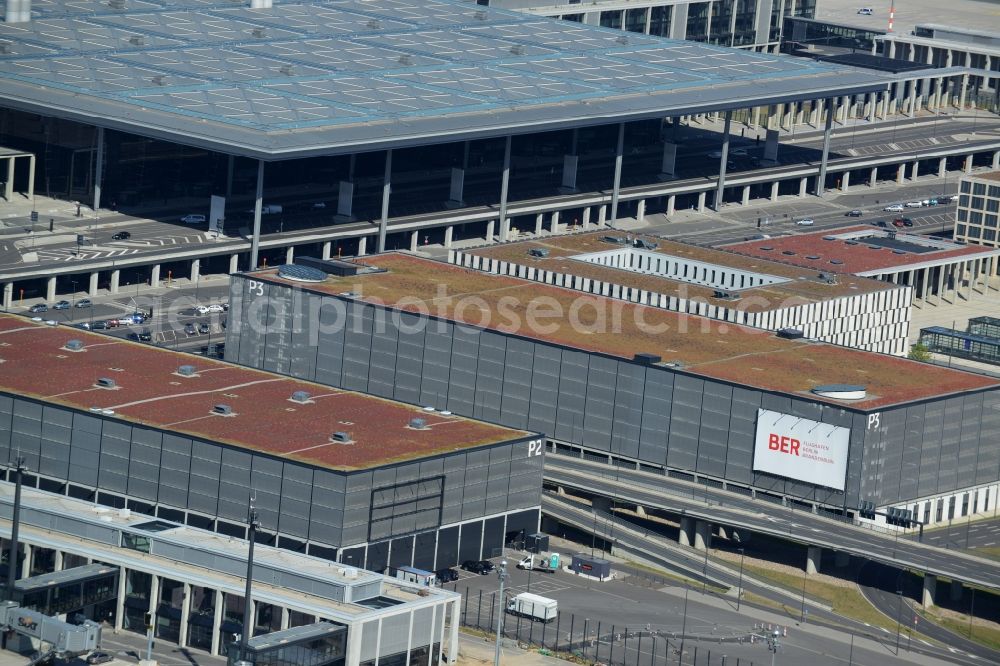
[908,343,932,362]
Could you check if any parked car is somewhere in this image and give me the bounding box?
[53,300,71,310]
[435,568,459,583]
[794,218,815,226]
[730,147,750,157]
[874,220,888,227]
[180,213,206,224]
[28,303,48,313]
[91,320,110,330]
[87,651,114,664]
[75,298,92,308]
[905,201,923,208]
[892,219,905,228]
[198,303,226,314]
[129,330,153,342]
[461,560,489,575]
[477,560,496,574]
[111,231,131,240]
[857,7,873,15]
[185,323,197,335]
[846,209,864,217]
[883,204,904,212]
[198,322,210,334]
[74,322,92,330]
[902,219,914,227]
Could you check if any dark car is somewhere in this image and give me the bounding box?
[87,651,114,664]
[461,560,488,575]
[28,303,48,313]
[435,568,459,583]
[477,560,496,574]
[111,231,131,240]
[846,209,864,217]
[91,320,110,330]
[129,330,152,342]
[874,220,887,228]
[184,323,197,335]
[198,322,210,334]
[902,219,914,227]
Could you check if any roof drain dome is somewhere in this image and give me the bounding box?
[812,384,867,401]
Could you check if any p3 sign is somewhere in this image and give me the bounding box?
[527,439,544,457]
[247,279,264,297]
[753,409,849,491]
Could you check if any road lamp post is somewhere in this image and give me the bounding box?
[4,456,25,600]
[736,548,745,611]
[766,629,780,666]
[493,560,508,666]
[237,504,261,666]
[677,582,689,666]
[895,589,903,655]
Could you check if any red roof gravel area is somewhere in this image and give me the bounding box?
[254,254,1000,410]
[722,226,996,274]
[0,315,526,470]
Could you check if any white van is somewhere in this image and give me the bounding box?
[857,7,873,16]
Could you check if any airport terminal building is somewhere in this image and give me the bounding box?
[224,255,1000,528]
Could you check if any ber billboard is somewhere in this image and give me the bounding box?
[753,409,849,490]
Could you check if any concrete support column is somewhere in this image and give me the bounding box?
[148,574,160,624]
[911,161,920,180]
[3,157,13,201]
[284,246,294,264]
[908,81,917,117]
[211,591,225,655]
[922,574,937,609]
[993,151,1000,170]
[716,525,729,540]
[609,122,625,224]
[697,191,706,212]
[770,181,779,201]
[741,185,750,206]
[964,154,973,174]
[799,177,808,197]
[444,226,453,248]
[93,127,105,212]
[485,220,495,244]
[598,205,607,225]
[178,582,191,648]
[549,210,560,234]
[498,135,512,241]
[806,546,821,575]
[448,598,460,664]
[114,567,127,632]
[841,171,850,192]
[410,230,419,252]
[190,258,200,283]
[937,264,947,304]
[357,236,367,256]
[321,241,332,260]
[345,612,363,666]
[582,207,591,229]
[280,606,290,631]
[816,98,834,197]
[377,150,392,254]
[714,110,732,211]
[678,517,693,547]
[250,160,265,269]
[939,157,947,178]
[110,269,120,295]
[667,195,676,216]
[20,543,31,579]
[636,198,646,221]
[693,520,711,551]
[46,276,56,302]
[535,213,544,235]
[897,164,906,184]
[151,264,161,288]
[869,167,878,187]
[89,272,98,297]
[959,73,969,109]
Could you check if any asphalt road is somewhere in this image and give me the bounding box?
[544,455,1000,590]
[911,518,1000,551]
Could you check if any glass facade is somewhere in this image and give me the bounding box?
[919,328,1000,366]
[227,624,347,666]
[732,0,758,46]
[648,5,672,37]
[625,8,648,33]
[710,0,734,46]
[600,10,622,29]
[687,2,711,42]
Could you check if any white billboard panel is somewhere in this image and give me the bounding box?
[753,409,849,491]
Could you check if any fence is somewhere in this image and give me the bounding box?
[454,584,762,666]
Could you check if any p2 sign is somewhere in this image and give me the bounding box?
[753,409,849,491]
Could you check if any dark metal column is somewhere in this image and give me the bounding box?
[249,160,264,269]
[713,110,732,211]
[5,456,25,599]
[377,149,393,253]
[239,505,260,664]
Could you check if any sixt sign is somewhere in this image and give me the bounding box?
[753,409,850,491]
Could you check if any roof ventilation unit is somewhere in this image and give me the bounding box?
[817,272,837,284]
[212,404,234,416]
[151,75,165,86]
[713,290,738,300]
[251,27,266,39]
[176,364,197,377]
[290,390,312,404]
[129,35,144,46]
[616,35,629,45]
[95,377,117,389]
[812,384,867,401]
[398,54,412,66]
[776,328,804,340]
[474,10,488,20]
[633,352,662,365]
[63,339,85,352]
[601,235,628,245]
[408,418,428,430]
[634,238,658,250]
[330,431,353,444]
[367,19,381,29]
[510,45,525,56]
[279,64,293,76]
[108,0,126,9]
[0,43,9,54]
[528,248,549,258]
[830,259,844,265]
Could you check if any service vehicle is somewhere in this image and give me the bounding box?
[506,593,558,622]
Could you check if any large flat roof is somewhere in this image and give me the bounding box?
[722,226,1000,276]
[0,0,888,158]
[247,254,999,410]
[0,314,527,470]
[460,231,895,310]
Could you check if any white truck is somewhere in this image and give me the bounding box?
[506,592,558,622]
[516,555,557,573]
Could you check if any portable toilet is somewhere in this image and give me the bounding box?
[549,553,560,569]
